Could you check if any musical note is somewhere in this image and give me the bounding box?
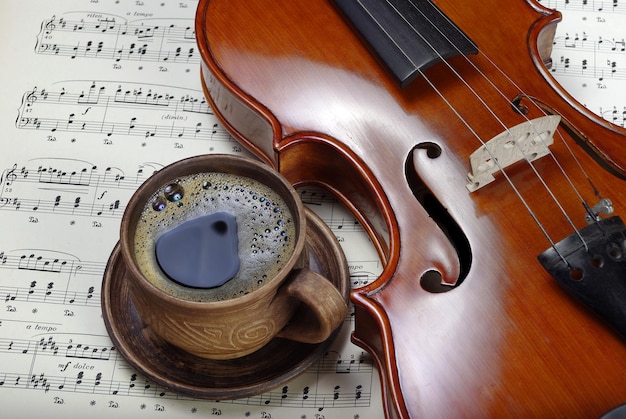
[66,343,115,361]
[536,0,626,132]
[0,160,140,218]
[36,16,201,65]
[5,290,17,303]
[39,337,60,356]
[0,3,382,418]
[539,0,626,12]
[15,82,235,145]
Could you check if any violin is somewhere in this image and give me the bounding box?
[195,0,626,416]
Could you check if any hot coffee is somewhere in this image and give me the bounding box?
[133,171,297,302]
[117,154,347,359]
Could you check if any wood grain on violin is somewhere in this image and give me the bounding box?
[195,0,626,417]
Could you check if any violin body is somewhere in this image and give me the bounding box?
[195,0,626,417]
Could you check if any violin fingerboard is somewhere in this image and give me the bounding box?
[333,0,478,87]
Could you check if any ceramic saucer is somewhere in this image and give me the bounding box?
[101,208,350,399]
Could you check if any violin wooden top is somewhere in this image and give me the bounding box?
[196,0,626,416]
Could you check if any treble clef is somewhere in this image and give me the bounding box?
[24,87,38,109]
[44,16,56,35]
[2,164,18,187]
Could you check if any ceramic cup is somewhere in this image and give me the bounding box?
[119,154,348,359]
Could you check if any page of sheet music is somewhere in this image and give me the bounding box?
[0,1,622,418]
[0,2,384,418]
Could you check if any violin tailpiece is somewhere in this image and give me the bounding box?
[538,216,626,338]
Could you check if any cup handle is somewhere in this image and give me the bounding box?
[275,268,348,344]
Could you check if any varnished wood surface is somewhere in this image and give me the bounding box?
[196,0,626,417]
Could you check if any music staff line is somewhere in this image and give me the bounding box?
[1,250,373,324]
[0,249,103,276]
[41,16,196,39]
[3,163,156,192]
[598,105,626,126]
[17,84,229,142]
[37,16,199,64]
[538,0,626,13]
[1,337,114,361]
[554,33,626,53]
[0,335,374,407]
[2,284,363,324]
[2,335,374,377]
[551,56,626,81]
[17,117,226,142]
[3,283,100,307]
[1,161,144,217]
[0,196,124,218]
[0,165,374,242]
[0,370,373,409]
[37,40,198,64]
[23,85,212,114]
[0,190,370,226]
[550,35,626,81]
[0,370,169,399]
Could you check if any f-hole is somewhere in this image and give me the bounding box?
[405,143,472,292]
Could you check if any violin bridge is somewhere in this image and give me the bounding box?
[466,115,561,192]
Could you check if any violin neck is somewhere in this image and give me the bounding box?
[333,0,478,87]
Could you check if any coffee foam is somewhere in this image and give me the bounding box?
[133,172,297,302]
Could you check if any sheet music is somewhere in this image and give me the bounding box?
[0,2,383,418]
[538,0,626,126]
[0,1,622,418]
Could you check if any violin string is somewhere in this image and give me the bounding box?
[414,67,567,261]
[550,127,603,200]
[418,1,614,238]
[396,2,585,201]
[379,0,590,253]
[399,1,586,233]
[401,0,606,214]
[443,23,603,207]
[357,0,571,262]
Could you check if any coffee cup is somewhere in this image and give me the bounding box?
[119,154,348,359]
